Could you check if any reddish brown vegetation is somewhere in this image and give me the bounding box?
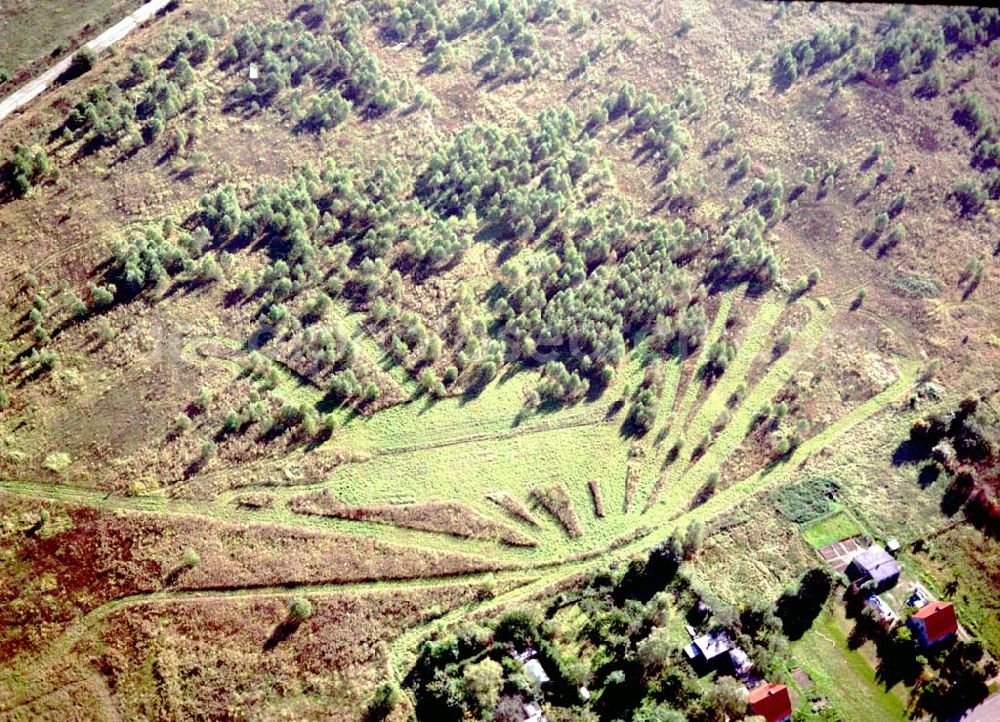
[589,479,606,518]
[289,490,537,547]
[10,585,481,720]
[530,484,582,538]
[486,491,541,528]
[0,494,500,665]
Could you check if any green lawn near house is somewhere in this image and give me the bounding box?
[791,608,908,722]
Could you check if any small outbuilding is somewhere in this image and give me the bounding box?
[522,701,546,722]
[747,682,793,722]
[907,587,930,609]
[866,594,896,623]
[524,659,550,686]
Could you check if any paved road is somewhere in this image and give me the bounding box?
[949,692,1000,722]
[0,0,174,124]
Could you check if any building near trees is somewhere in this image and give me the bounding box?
[747,683,792,722]
[846,544,901,591]
[909,601,959,648]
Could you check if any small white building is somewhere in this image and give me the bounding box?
[524,659,550,686]
[523,701,545,722]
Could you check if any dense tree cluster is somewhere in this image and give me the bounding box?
[166,27,216,67]
[586,81,698,182]
[773,24,860,88]
[773,9,997,93]
[910,397,996,467]
[415,108,588,226]
[940,7,1000,53]
[706,210,779,288]
[222,6,400,121]
[407,532,798,722]
[907,395,998,536]
[867,13,944,84]
[107,221,223,298]
[2,144,54,197]
[61,54,203,151]
[363,0,570,80]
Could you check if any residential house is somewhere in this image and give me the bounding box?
[684,629,750,676]
[747,683,793,722]
[846,544,901,591]
[908,601,958,648]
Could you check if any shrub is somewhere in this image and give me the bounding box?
[129,53,154,84]
[289,597,313,621]
[884,224,906,248]
[774,328,793,356]
[67,48,98,77]
[5,145,54,197]
[367,681,402,718]
[954,93,988,134]
[773,48,798,88]
[953,179,987,215]
[914,71,943,98]
[888,192,908,217]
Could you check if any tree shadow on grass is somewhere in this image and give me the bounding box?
[941,478,974,517]
[263,619,301,652]
[891,438,928,466]
[917,463,941,489]
[163,564,192,587]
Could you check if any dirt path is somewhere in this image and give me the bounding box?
[0,0,175,124]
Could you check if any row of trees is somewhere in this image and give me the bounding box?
[952,92,998,216]
[773,24,860,89]
[775,8,997,93]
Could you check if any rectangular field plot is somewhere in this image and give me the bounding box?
[802,511,863,550]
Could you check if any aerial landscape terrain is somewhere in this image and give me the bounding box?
[0,1,998,720]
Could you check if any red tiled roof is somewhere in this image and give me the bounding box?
[912,601,958,643]
[748,683,792,722]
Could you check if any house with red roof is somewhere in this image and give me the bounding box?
[747,683,792,722]
[908,601,958,647]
